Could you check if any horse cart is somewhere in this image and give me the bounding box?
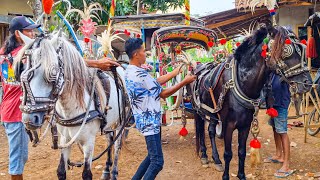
[150,25,218,132]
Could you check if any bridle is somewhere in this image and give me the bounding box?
[20,35,65,115]
[265,30,310,93]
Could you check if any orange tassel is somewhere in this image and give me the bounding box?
[43,0,54,14]
[307,37,318,58]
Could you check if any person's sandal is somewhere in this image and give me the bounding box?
[274,169,295,178]
[263,157,282,163]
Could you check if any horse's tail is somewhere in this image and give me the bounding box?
[194,113,205,157]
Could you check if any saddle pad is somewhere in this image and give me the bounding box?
[203,62,226,91]
[194,62,217,76]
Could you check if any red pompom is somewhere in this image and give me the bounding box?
[285,38,291,44]
[236,42,241,47]
[43,0,54,14]
[137,34,141,38]
[84,37,90,43]
[261,50,267,58]
[207,41,214,47]
[124,29,128,34]
[179,127,188,137]
[115,30,120,34]
[250,139,261,149]
[219,39,227,45]
[300,39,307,45]
[127,32,131,36]
[266,108,278,118]
[262,44,268,50]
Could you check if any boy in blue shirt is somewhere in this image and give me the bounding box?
[125,38,196,180]
[265,74,294,178]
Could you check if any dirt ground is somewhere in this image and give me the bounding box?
[0,108,320,180]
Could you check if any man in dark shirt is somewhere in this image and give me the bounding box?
[265,74,294,178]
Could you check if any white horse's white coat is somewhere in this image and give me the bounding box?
[17,32,126,179]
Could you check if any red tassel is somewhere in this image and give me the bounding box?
[285,38,291,44]
[307,37,318,58]
[84,37,90,43]
[236,42,241,47]
[219,39,227,45]
[207,41,214,47]
[179,127,188,136]
[261,50,267,58]
[249,138,262,167]
[266,108,278,118]
[136,34,141,38]
[301,39,307,45]
[250,139,261,149]
[43,0,54,14]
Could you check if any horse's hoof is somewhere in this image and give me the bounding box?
[237,174,246,180]
[201,158,209,165]
[222,175,229,180]
[213,163,224,172]
[100,171,111,180]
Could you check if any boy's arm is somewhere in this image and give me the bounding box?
[156,65,183,85]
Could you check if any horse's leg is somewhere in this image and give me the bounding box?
[195,113,209,165]
[237,127,250,180]
[101,133,114,180]
[208,122,223,172]
[222,123,234,180]
[82,138,95,180]
[111,130,123,180]
[57,136,70,180]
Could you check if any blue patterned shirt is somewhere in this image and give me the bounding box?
[125,65,163,136]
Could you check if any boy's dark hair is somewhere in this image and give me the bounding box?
[1,32,21,55]
[125,38,143,59]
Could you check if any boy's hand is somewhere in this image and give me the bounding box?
[183,74,197,84]
[97,58,120,71]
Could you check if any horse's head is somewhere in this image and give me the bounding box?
[264,25,312,113]
[15,33,64,130]
[267,26,312,95]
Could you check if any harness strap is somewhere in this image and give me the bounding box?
[54,110,101,127]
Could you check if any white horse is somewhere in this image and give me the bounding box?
[15,32,129,180]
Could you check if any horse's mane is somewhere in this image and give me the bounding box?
[50,35,92,109]
[233,26,268,67]
[233,25,293,68]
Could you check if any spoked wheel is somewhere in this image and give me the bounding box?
[216,121,223,139]
[307,108,320,136]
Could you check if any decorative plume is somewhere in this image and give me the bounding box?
[79,18,97,38]
[236,0,278,12]
[238,20,257,37]
[97,24,124,59]
[66,0,102,38]
[65,0,102,22]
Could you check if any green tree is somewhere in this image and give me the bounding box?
[55,0,184,27]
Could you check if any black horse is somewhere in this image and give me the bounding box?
[190,24,312,180]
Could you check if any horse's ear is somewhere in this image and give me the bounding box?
[50,28,62,44]
[267,25,278,39]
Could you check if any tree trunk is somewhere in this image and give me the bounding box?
[28,0,43,23]
[137,0,142,15]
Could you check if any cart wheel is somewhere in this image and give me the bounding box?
[216,121,223,139]
[307,108,320,136]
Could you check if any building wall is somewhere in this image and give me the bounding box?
[0,0,32,17]
[0,0,32,47]
[277,5,320,34]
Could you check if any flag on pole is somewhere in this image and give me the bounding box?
[108,0,116,25]
[185,0,190,26]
